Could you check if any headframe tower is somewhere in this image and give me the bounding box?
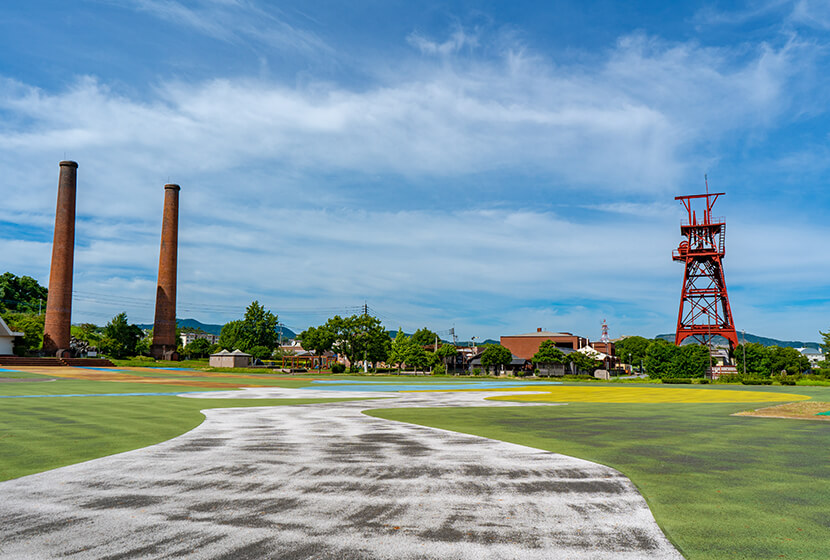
[672,179,738,348]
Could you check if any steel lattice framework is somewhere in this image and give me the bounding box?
[672,184,738,348]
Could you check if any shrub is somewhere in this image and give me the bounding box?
[331,363,346,373]
[741,378,773,385]
[697,378,710,384]
[662,378,692,384]
[432,364,447,375]
[715,374,741,384]
[472,367,482,376]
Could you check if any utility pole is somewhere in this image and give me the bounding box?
[362,302,368,316]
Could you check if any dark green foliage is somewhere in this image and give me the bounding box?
[741,378,774,385]
[410,327,439,347]
[99,312,143,359]
[299,325,336,356]
[644,339,678,378]
[570,352,602,374]
[304,314,390,367]
[768,346,810,375]
[734,342,771,376]
[715,373,741,384]
[614,335,650,367]
[218,320,243,350]
[531,340,567,364]
[3,312,45,355]
[331,362,346,373]
[662,378,692,384]
[248,345,272,360]
[404,343,430,370]
[0,272,47,314]
[238,301,279,351]
[183,337,211,358]
[666,344,709,378]
[217,301,279,353]
[388,329,410,369]
[480,344,512,374]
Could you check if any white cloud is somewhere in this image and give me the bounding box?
[122,0,331,54]
[407,28,480,56]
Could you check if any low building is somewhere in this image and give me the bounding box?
[209,349,252,368]
[0,317,24,355]
[180,332,219,347]
[501,329,590,360]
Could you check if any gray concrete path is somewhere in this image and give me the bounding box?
[0,388,683,559]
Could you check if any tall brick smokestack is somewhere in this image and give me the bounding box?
[151,184,180,360]
[42,161,78,357]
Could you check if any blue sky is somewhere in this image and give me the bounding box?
[1,0,829,342]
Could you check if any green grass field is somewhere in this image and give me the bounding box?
[369,384,830,560]
[2,369,827,559]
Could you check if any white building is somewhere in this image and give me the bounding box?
[796,347,825,368]
[180,332,220,347]
[0,316,24,355]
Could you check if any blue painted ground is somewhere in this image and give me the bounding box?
[302,379,561,392]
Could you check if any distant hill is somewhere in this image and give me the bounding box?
[136,318,296,340]
[655,332,822,350]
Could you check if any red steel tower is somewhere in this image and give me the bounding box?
[672,181,738,348]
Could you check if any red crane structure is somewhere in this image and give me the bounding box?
[672,181,739,349]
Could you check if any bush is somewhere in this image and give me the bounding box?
[129,355,155,362]
[741,378,773,385]
[715,374,741,384]
[472,367,482,376]
[697,378,710,384]
[331,363,346,373]
[432,364,447,375]
[662,378,692,384]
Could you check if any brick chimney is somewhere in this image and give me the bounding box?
[151,184,180,360]
[42,161,78,357]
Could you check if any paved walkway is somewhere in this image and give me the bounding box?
[0,388,683,559]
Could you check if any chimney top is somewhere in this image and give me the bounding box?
[164,184,181,191]
[537,327,542,332]
[59,161,78,168]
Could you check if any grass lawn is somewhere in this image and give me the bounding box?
[368,384,830,560]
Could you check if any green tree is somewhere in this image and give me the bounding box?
[248,345,272,360]
[435,343,458,372]
[570,351,603,374]
[218,320,242,350]
[0,272,48,314]
[644,339,679,379]
[404,343,430,371]
[410,327,438,348]
[666,344,709,378]
[71,323,102,346]
[299,325,336,356]
[237,301,279,352]
[768,346,810,375]
[614,336,650,369]
[388,328,411,369]
[531,340,568,365]
[304,314,390,371]
[184,337,211,359]
[734,343,771,377]
[481,344,512,374]
[3,312,45,356]
[99,312,143,359]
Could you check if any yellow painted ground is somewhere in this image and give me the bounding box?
[476,385,811,404]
